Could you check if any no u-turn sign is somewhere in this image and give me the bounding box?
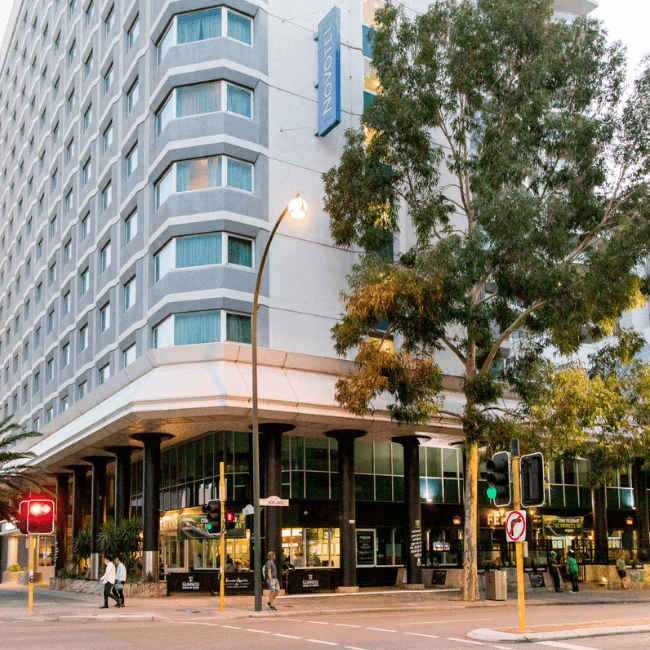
[505,509,527,542]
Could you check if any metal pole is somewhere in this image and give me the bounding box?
[28,534,34,612]
[252,205,289,612]
[511,438,525,632]
[220,461,225,612]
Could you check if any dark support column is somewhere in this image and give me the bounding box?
[260,423,294,589]
[105,446,138,525]
[593,486,609,565]
[83,456,109,580]
[633,458,650,559]
[55,473,71,573]
[69,466,88,544]
[393,436,427,588]
[132,433,173,581]
[325,429,366,593]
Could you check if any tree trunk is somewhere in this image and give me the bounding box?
[462,439,479,601]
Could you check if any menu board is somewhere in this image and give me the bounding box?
[356,531,375,566]
[410,528,422,563]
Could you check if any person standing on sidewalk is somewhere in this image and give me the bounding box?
[616,557,628,589]
[264,551,279,611]
[113,557,126,606]
[566,549,579,593]
[99,557,121,608]
[548,551,562,592]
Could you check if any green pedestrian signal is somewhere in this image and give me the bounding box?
[202,499,222,535]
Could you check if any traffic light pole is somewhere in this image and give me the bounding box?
[28,534,34,612]
[511,438,526,632]
[219,462,226,612]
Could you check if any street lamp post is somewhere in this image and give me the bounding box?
[252,195,308,612]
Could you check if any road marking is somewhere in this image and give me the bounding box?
[306,640,339,646]
[447,640,484,646]
[307,621,331,625]
[536,641,598,650]
[275,634,303,639]
[196,623,219,626]
[346,647,369,650]
[401,618,493,625]
[405,632,439,638]
[492,647,513,650]
[366,627,397,632]
[335,624,361,628]
[245,629,270,634]
[222,625,242,629]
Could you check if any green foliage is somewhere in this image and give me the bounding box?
[0,415,43,522]
[98,518,142,575]
[8,563,21,572]
[72,526,92,563]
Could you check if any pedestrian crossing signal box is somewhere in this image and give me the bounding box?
[520,452,545,508]
[486,451,511,507]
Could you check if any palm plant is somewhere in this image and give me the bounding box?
[0,416,43,522]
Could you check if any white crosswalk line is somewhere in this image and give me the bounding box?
[306,640,338,646]
[275,634,302,639]
[335,624,361,628]
[366,627,397,632]
[447,639,484,646]
[245,629,270,634]
[405,632,439,638]
[536,642,600,650]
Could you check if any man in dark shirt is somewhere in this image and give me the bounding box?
[264,551,279,611]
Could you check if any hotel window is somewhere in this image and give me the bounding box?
[102,181,112,210]
[67,87,76,112]
[157,8,252,64]
[49,262,56,284]
[34,372,39,393]
[123,343,136,367]
[85,0,94,25]
[66,139,74,162]
[124,277,135,310]
[54,31,61,53]
[125,209,137,243]
[78,380,87,399]
[127,78,139,113]
[79,324,88,351]
[82,213,90,238]
[127,15,139,49]
[155,232,252,281]
[83,103,92,131]
[155,156,252,208]
[51,167,58,190]
[126,143,138,176]
[35,327,41,347]
[46,358,53,380]
[80,267,89,294]
[61,395,69,411]
[36,282,42,302]
[62,343,69,367]
[83,157,92,185]
[53,75,60,98]
[47,309,54,332]
[65,188,74,213]
[63,290,70,314]
[50,214,58,236]
[33,417,39,430]
[104,64,113,93]
[46,407,52,422]
[103,122,113,150]
[64,240,71,263]
[100,302,110,331]
[99,363,109,384]
[100,241,111,271]
[153,310,251,347]
[156,81,252,134]
[105,5,114,36]
[68,39,76,65]
[84,50,93,77]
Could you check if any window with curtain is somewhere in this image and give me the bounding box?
[174,310,220,345]
[177,8,221,45]
[226,84,251,117]
[227,10,251,45]
[227,236,252,267]
[226,313,251,343]
[176,157,221,192]
[226,159,252,191]
[176,233,222,268]
[177,82,221,118]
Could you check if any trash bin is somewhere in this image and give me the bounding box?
[486,569,507,600]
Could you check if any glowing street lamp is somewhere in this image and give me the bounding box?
[251,195,308,612]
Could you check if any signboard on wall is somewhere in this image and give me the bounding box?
[356,530,375,566]
[542,515,584,538]
[317,7,341,137]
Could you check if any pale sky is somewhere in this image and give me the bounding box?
[0,0,645,75]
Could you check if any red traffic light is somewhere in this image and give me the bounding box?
[24,499,55,534]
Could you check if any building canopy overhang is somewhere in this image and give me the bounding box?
[25,344,474,471]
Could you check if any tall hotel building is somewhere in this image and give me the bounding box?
[0,0,614,592]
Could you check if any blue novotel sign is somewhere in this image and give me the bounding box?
[317,7,341,137]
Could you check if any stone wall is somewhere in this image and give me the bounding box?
[49,578,167,597]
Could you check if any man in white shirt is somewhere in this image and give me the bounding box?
[113,557,127,607]
[99,557,121,608]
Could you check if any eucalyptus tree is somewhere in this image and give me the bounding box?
[324,0,650,600]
